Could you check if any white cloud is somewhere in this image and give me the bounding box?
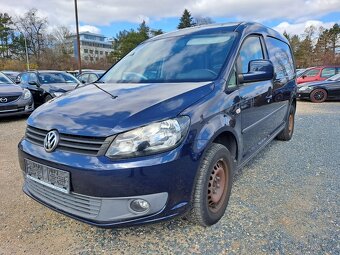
[274,20,339,36]
[79,25,101,34]
[0,0,339,30]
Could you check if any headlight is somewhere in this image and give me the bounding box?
[53,92,64,97]
[298,86,311,91]
[106,116,190,159]
[22,89,31,100]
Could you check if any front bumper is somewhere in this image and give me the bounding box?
[24,177,168,224]
[0,99,34,117]
[296,91,310,99]
[18,138,200,227]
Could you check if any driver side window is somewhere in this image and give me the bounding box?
[29,73,38,83]
[79,74,89,83]
[304,69,319,77]
[237,37,264,74]
[20,73,29,83]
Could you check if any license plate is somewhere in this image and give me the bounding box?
[25,159,70,193]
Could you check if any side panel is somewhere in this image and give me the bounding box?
[324,82,340,99]
[238,80,274,155]
[264,36,296,132]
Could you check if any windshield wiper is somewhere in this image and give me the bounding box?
[74,81,118,99]
[92,82,118,99]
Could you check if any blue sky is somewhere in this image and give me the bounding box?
[1,0,340,37]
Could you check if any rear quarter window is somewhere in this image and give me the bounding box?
[321,68,336,78]
[265,37,295,81]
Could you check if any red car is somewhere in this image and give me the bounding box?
[297,66,340,84]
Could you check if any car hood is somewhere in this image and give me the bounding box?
[41,83,78,92]
[298,80,336,87]
[0,83,23,96]
[28,82,214,137]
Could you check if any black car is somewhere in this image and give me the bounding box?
[77,70,105,84]
[17,70,81,106]
[297,73,340,102]
[0,72,34,117]
[2,70,20,82]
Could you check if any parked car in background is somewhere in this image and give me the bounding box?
[2,70,20,82]
[18,22,297,228]
[77,70,105,84]
[66,70,79,77]
[0,72,34,117]
[297,73,340,102]
[297,66,340,84]
[16,70,81,106]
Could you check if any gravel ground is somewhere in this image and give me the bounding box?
[0,101,339,255]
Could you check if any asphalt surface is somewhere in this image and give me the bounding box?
[0,101,339,255]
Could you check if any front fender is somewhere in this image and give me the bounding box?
[193,113,239,150]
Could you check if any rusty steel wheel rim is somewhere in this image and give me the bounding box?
[288,113,294,136]
[208,159,228,213]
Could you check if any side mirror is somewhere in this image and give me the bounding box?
[238,59,274,84]
[15,80,21,84]
[81,80,86,84]
[28,80,39,87]
[302,75,306,79]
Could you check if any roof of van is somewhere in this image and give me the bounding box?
[148,22,288,44]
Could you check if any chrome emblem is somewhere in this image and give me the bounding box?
[44,130,59,152]
[0,97,8,103]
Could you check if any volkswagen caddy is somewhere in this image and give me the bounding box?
[18,22,297,227]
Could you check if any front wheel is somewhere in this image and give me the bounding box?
[188,143,234,227]
[310,89,327,103]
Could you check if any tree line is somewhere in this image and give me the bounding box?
[0,9,80,70]
[0,8,338,71]
[283,24,340,68]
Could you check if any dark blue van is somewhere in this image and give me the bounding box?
[18,22,297,227]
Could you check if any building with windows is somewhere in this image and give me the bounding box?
[67,31,114,62]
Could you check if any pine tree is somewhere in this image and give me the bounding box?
[177,9,194,29]
[0,13,14,58]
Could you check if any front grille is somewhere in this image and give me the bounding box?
[25,125,110,156]
[26,178,101,219]
[0,105,25,113]
[0,95,20,103]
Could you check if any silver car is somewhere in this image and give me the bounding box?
[0,72,34,117]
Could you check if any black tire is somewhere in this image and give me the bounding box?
[276,104,295,141]
[188,143,234,227]
[44,95,53,103]
[310,89,327,103]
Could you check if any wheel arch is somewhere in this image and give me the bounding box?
[212,131,239,162]
[194,125,241,163]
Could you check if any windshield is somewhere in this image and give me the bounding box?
[326,73,340,81]
[0,72,14,84]
[38,72,79,84]
[100,33,236,83]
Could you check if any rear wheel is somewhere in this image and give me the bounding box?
[188,143,233,227]
[276,104,295,141]
[310,89,327,103]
